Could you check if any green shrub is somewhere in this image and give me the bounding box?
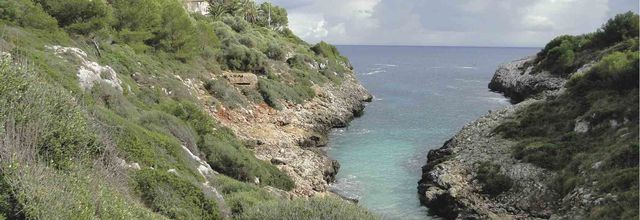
[591,12,639,48]
[221,44,267,73]
[111,0,162,53]
[36,0,113,35]
[133,169,219,219]
[204,79,247,108]
[239,36,257,48]
[535,35,579,75]
[311,41,347,63]
[0,0,58,30]
[475,162,513,196]
[258,77,315,109]
[148,0,197,61]
[223,15,250,33]
[496,21,639,218]
[240,197,380,220]
[0,60,98,169]
[264,43,286,60]
[1,163,162,220]
[569,51,639,92]
[211,175,276,216]
[138,110,199,151]
[90,82,138,118]
[93,108,198,179]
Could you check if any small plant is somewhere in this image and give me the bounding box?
[475,162,513,196]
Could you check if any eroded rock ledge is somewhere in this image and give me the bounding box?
[487,56,592,103]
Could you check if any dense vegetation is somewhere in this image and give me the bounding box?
[532,12,639,76]
[495,12,639,219]
[0,0,371,219]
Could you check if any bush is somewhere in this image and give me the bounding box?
[475,162,513,196]
[204,79,247,108]
[258,77,315,109]
[137,110,199,152]
[311,41,346,62]
[0,165,163,220]
[148,0,197,61]
[221,44,267,73]
[211,175,276,216]
[36,0,113,35]
[569,51,639,92]
[535,35,579,75]
[90,82,137,118]
[0,0,58,30]
[111,0,162,53]
[264,43,286,60]
[239,197,380,220]
[133,169,219,219]
[0,60,98,169]
[592,12,639,48]
[223,16,250,33]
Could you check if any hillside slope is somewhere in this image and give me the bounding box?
[0,0,376,219]
[419,12,639,219]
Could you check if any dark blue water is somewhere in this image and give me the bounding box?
[328,46,539,219]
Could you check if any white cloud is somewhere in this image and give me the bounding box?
[266,0,638,46]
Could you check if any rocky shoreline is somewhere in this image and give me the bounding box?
[192,73,371,197]
[417,99,557,219]
[418,56,594,219]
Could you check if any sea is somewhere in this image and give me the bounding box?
[326,46,539,220]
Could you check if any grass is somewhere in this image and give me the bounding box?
[239,197,380,220]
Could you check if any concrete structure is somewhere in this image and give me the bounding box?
[223,73,258,88]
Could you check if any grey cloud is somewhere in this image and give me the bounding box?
[269,0,639,46]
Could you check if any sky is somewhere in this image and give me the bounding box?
[257,0,639,47]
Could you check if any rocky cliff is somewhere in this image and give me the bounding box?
[487,57,594,103]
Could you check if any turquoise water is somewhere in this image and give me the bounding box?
[327,46,539,219]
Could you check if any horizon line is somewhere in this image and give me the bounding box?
[333,44,542,49]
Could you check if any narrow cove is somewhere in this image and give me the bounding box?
[326,46,539,219]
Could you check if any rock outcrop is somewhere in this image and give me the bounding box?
[488,56,593,103]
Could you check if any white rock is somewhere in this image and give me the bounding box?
[574,119,590,133]
[46,45,122,92]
